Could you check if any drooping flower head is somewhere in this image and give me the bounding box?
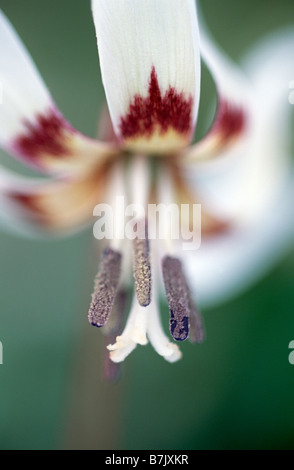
[0,1,293,379]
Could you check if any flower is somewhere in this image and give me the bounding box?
[0,1,293,379]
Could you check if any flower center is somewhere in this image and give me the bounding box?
[88,156,205,369]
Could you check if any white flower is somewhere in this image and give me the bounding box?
[0,1,293,378]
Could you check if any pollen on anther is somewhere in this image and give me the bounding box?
[133,220,152,307]
[161,256,190,342]
[88,247,122,328]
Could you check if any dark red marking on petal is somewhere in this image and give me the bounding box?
[214,100,246,142]
[10,193,37,212]
[7,191,53,229]
[13,108,73,164]
[8,192,47,222]
[119,66,194,140]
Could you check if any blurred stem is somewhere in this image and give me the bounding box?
[61,237,125,450]
[62,322,125,450]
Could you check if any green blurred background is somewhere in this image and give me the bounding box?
[1,0,294,450]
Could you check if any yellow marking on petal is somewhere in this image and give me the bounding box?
[38,130,118,175]
[9,161,113,232]
[122,127,190,156]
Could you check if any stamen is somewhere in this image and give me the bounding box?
[88,247,122,328]
[128,154,152,307]
[147,237,182,362]
[133,220,152,307]
[161,256,190,341]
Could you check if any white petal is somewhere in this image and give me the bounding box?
[0,161,111,235]
[189,29,294,225]
[91,0,201,153]
[0,10,52,143]
[183,14,252,162]
[199,19,249,106]
[0,10,117,175]
[187,179,294,307]
[0,165,47,237]
[184,30,294,307]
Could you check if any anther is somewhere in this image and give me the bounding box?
[133,219,152,307]
[161,256,190,341]
[88,247,122,328]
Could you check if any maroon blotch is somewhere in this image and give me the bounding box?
[119,66,194,140]
[13,108,72,163]
[215,100,246,142]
